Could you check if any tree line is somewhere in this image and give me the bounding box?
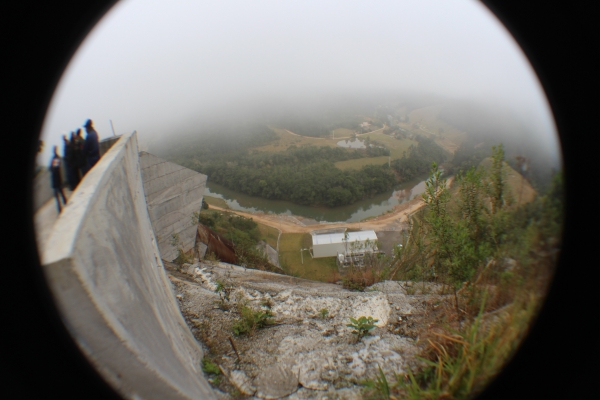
[160,122,450,208]
[197,145,397,207]
[391,135,448,181]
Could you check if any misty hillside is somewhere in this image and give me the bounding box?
[151,94,557,191]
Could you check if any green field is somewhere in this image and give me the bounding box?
[278,233,339,282]
[400,105,467,153]
[334,156,390,170]
[253,127,341,153]
[332,127,356,138]
[368,133,417,159]
[256,222,279,249]
[203,195,230,209]
[251,127,419,165]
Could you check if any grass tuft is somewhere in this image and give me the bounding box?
[232,302,274,336]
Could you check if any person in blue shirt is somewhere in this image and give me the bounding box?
[82,119,100,173]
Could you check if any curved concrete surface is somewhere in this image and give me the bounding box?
[41,131,214,399]
[139,151,207,262]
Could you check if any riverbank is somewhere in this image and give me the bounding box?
[206,176,454,234]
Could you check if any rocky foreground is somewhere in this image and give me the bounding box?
[166,261,447,399]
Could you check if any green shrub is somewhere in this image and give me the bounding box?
[319,308,329,319]
[347,316,378,341]
[202,357,221,375]
[232,304,274,336]
[170,233,193,267]
[215,280,233,310]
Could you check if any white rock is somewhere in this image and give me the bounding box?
[348,353,366,377]
[228,370,256,396]
[298,359,328,391]
[254,364,298,399]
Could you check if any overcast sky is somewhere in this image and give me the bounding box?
[39,0,560,164]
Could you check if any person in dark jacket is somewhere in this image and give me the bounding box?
[69,131,81,188]
[50,146,67,213]
[74,128,86,178]
[63,134,76,190]
[82,119,100,173]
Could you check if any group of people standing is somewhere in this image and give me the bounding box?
[50,119,100,213]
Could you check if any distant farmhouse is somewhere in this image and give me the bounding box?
[311,230,379,267]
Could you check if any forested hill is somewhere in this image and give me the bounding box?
[391,135,448,181]
[157,121,450,208]
[198,145,395,207]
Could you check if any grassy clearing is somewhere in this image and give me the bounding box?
[250,126,419,166]
[334,156,390,170]
[332,127,356,138]
[435,130,467,154]
[203,195,230,209]
[399,105,467,154]
[278,232,339,282]
[252,127,340,153]
[256,222,279,249]
[369,133,417,159]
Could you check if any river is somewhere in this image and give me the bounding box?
[204,176,429,223]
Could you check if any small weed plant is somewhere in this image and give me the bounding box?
[341,264,388,292]
[202,357,221,375]
[204,251,219,263]
[202,357,221,385]
[347,316,378,341]
[232,303,274,336]
[215,280,233,310]
[260,297,274,309]
[362,365,392,400]
[319,308,329,319]
[170,233,193,267]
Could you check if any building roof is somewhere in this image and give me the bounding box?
[312,230,378,245]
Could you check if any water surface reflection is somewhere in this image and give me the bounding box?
[204,176,428,223]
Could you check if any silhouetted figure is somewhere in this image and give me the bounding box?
[50,146,67,213]
[83,119,100,173]
[63,134,76,190]
[69,131,81,188]
[74,128,86,178]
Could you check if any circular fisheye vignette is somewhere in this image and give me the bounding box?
[32,1,562,398]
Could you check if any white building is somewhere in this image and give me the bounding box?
[311,230,378,258]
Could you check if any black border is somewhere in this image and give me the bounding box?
[2,1,121,398]
[1,1,597,398]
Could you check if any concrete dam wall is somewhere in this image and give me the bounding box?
[139,151,207,262]
[40,131,214,399]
